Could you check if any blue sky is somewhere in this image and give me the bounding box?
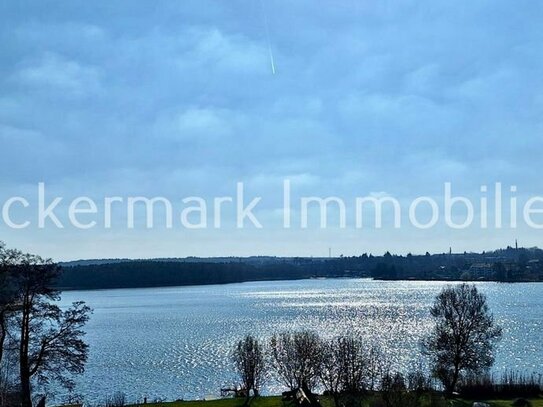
[1,1,543,260]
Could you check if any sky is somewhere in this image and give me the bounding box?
[1,0,543,261]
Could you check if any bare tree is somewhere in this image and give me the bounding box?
[232,335,266,404]
[103,391,126,407]
[365,345,386,392]
[380,372,417,407]
[0,242,20,368]
[0,269,10,369]
[0,243,25,407]
[337,336,367,394]
[406,361,432,401]
[318,336,370,407]
[422,284,502,396]
[269,331,321,393]
[0,354,18,407]
[317,337,343,407]
[10,252,92,407]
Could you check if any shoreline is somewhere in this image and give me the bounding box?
[57,275,543,293]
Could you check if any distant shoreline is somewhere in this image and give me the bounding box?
[57,275,542,293]
[56,247,543,291]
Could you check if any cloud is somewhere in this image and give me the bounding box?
[1,0,543,258]
[0,124,67,186]
[154,106,242,141]
[12,52,102,96]
[179,28,271,75]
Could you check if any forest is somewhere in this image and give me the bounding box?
[58,246,543,290]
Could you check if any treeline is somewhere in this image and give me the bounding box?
[57,260,344,290]
[365,246,543,282]
[58,246,543,290]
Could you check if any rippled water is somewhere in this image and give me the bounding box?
[57,279,543,403]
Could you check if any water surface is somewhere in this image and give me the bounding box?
[58,279,543,403]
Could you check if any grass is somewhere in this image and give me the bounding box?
[450,399,543,407]
[128,396,284,407]
[127,395,543,407]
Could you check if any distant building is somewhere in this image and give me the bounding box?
[468,263,494,279]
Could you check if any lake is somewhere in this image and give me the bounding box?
[58,279,543,404]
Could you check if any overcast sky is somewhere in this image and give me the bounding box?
[1,1,543,261]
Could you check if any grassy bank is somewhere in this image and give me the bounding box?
[124,395,543,407]
[450,401,543,407]
[131,397,284,407]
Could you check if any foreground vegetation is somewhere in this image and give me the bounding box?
[122,395,543,407]
[0,242,91,407]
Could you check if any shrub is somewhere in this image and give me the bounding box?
[458,371,541,399]
[102,391,126,407]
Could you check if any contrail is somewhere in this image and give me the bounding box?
[260,0,276,75]
[267,42,276,75]
[267,42,276,74]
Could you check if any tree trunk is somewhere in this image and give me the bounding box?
[445,364,461,397]
[20,369,32,407]
[0,311,6,367]
[332,392,340,407]
[243,388,252,407]
[19,301,32,407]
